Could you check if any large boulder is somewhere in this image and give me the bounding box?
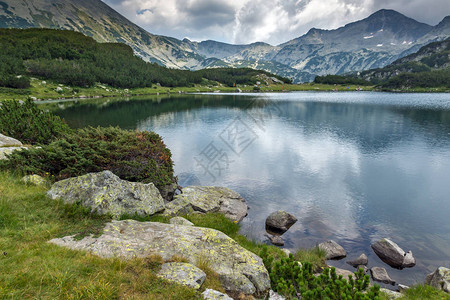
[49,220,270,296]
[318,240,347,260]
[164,186,248,223]
[370,267,395,285]
[265,211,297,234]
[371,238,415,269]
[425,267,449,293]
[47,171,165,219]
[0,133,22,147]
[157,262,206,289]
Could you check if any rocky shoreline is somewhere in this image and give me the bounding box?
[1,132,449,299]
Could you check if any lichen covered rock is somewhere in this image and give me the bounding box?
[425,267,449,293]
[22,174,47,186]
[165,186,248,222]
[157,262,206,289]
[47,171,165,218]
[49,220,270,296]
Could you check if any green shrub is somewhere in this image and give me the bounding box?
[260,247,381,299]
[0,126,175,191]
[0,98,70,144]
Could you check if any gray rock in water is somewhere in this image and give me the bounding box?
[318,240,347,260]
[157,262,206,289]
[398,284,410,293]
[370,267,395,285]
[265,211,297,234]
[169,216,193,226]
[202,289,233,300]
[166,186,248,223]
[347,253,368,267]
[371,238,415,269]
[47,171,165,219]
[49,220,270,296]
[22,175,46,186]
[425,267,449,293]
[0,133,22,147]
[268,235,284,246]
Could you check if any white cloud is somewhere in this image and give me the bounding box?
[102,0,450,44]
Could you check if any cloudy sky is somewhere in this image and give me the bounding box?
[102,0,450,45]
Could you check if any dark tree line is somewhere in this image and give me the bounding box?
[0,28,290,89]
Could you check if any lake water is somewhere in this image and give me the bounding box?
[46,92,450,287]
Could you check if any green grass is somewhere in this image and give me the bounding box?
[1,171,447,299]
[294,247,327,270]
[0,171,200,299]
[398,285,450,300]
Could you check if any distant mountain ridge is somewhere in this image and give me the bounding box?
[1,1,449,82]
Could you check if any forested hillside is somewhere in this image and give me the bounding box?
[0,28,290,90]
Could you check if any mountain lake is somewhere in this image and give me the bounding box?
[43,92,450,287]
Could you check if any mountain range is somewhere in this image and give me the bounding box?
[0,0,449,83]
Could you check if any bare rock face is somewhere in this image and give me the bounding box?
[265,211,297,234]
[347,253,368,267]
[47,171,165,219]
[164,186,248,223]
[49,220,270,296]
[370,267,395,285]
[157,262,206,289]
[371,238,415,269]
[0,133,22,147]
[318,240,347,260]
[425,267,449,293]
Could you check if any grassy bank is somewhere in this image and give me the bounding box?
[0,78,378,101]
[0,171,299,299]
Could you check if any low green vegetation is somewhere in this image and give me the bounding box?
[0,99,174,192]
[0,28,290,91]
[0,97,70,144]
[398,284,450,300]
[261,249,380,299]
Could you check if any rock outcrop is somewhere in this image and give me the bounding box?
[0,133,22,147]
[347,253,368,267]
[370,267,395,285]
[49,220,270,296]
[157,262,206,289]
[47,171,165,219]
[425,267,449,293]
[265,211,297,234]
[318,240,347,260]
[371,238,415,269]
[164,186,248,223]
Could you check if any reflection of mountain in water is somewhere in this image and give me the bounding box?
[50,94,450,153]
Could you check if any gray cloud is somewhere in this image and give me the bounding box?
[102,0,450,45]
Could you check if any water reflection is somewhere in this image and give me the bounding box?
[48,92,450,286]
